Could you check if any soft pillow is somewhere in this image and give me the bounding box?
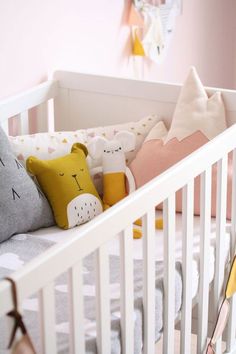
[130,67,230,218]
[144,120,168,143]
[165,66,227,143]
[0,126,54,243]
[88,131,136,208]
[9,114,159,168]
[26,143,103,229]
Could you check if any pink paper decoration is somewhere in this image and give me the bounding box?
[128,4,144,26]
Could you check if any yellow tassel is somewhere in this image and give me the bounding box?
[133,30,145,56]
[134,217,163,229]
[155,218,163,229]
[133,228,142,239]
[226,256,236,298]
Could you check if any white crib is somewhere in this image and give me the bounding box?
[0,70,236,354]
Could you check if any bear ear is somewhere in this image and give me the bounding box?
[87,136,107,160]
[115,131,136,152]
[26,156,47,176]
[71,143,88,157]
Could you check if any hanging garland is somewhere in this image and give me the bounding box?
[129,0,181,63]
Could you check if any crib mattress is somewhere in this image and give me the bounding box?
[0,213,230,354]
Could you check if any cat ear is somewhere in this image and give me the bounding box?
[26,156,47,176]
[71,143,88,157]
[115,131,136,152]
[87,137,107,160]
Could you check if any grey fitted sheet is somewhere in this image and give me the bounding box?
[0,216,230,353]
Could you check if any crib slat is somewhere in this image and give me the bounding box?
[142,209,156,354]
[214,157,228,354]
[197,168,211,354]
[227,148,236,352]
[181,181,194,354]
[39,282,56,354]
[19,110,29,134]
[120,225,134,354]
[47,98,55,132]
[37,102,49,133]
[1,119,8,134]
[95,244,111,354]
[163,194,176,354]
[68,260,85,354]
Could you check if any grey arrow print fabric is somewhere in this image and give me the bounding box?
[0,234,182,353]
[0,126,54,243]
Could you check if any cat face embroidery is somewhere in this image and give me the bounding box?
[88,131,136,174]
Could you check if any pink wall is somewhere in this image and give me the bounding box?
[147,0,235,89]
[0,0,235,101]
[233,0,236,89]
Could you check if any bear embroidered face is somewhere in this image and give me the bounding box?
[0,126,54,243]
[26,143,103,229]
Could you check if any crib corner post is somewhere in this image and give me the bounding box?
[225,148,236,354]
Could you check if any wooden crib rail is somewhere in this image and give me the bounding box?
[53,70,236,131]
[1,124,236,353]
[0,80,58,134]
[0,123,235,314]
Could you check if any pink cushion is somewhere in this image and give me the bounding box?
[129,131,232,219]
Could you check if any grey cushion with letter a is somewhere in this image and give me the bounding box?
[0,126,54,243]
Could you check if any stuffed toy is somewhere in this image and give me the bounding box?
[26,143,103,229]
[88,131,163,238]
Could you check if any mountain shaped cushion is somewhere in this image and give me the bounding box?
[165,66,226,143]
[130,67,230,218]
[0,126,54,243]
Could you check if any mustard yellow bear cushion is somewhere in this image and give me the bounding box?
[26,143,103,229]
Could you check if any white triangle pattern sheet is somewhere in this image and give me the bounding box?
[9,114,160,168]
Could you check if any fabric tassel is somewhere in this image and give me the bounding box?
[225,256,236,298]
[5,277,36,354]
[133,29,145,56]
